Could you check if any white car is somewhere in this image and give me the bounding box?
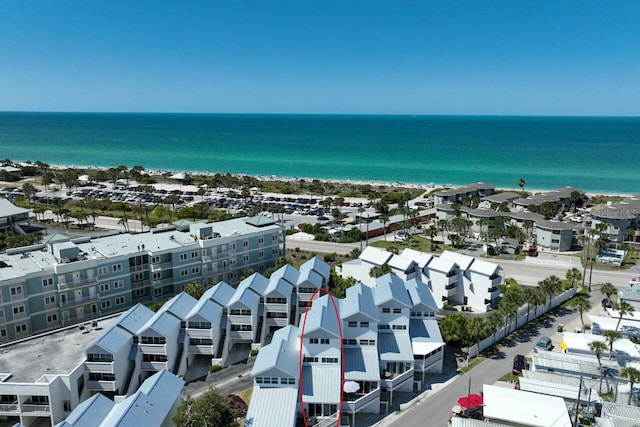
[394,231,411,241]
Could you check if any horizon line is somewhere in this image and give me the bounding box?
[1,110,639,119]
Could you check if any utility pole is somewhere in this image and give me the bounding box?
[573,376,583,427]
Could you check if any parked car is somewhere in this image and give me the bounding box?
[527,246,539,257]
[602,298,612,308]
[535,336,552,352]
[512,354,528,375]
[394,231,411,241]
[227,394,248,416]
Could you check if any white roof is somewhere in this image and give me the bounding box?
[518,377,599,403]
[302,365,341,403]
[440,251,474,271]
[427,257,456,273]
[469,258,499,276]
[359,246,393,266]
[399,248,434,268]
[388,254,415,272]
[245,386,298,427]
[483,384,572,427]
[378,332,414,362]
[344,347,380,381]
[0,198,30,218]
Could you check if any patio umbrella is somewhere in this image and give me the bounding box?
[343,381,360,393]
[457,394,483,409]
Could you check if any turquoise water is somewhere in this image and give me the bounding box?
[1,112,639,194]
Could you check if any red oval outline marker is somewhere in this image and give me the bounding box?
[298,287,344,427]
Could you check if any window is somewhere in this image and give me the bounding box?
[115,297,125,306]
[181,269,189,277]
[87,353,113,362]
[378,324,390,330]
[231,243,236,250]
[0,329,5,337]
[359,339,375,346]
[151,256,160,264]
[243,255,249,262]
[258,251,264,258]
[114,280,124,289]
[309,338,319,344]
[321,357,338,364]
[0,310,3,317]
[360,322,369,328]
[189,338,213,346]
[191,251,199,258]
[552,239,560,244]
[191,266,200,274]
[15,324,27,333]
[42,278,53,287]
[266,297,286,304]
[179,253,188,261]
[112,264,122,272]
[99,283,110,293]
[393,308,402,314]
[143,354,168,362]
[154,287,163,296]
[258,237,264,244]
[272,248,279,255]
[303,356,319,363]
[134,288,145,297]
[243,240,248,248]
[89,373,115,381]
[153,272,161,280]
[382,308,390,313]
[188,321,212,329]
[10,286,22,296]
[272,234,278,241]
[230,324,252,332]
[101,300,111,309]
[266,312,287,318]
[140,336,166,344]
[47,313,58,323]
[45,296,56,305]
[320,338,330,345]
[97,267,107,276]
[348,321,358,328]
[133,272,144,281]
[230,309,251,316]
[13,306,25,315]
[392,324,407,330]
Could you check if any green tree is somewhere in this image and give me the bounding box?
[538,275,562,308]
[540,202,558,220]
[369,263,393,278]
[524,287,545,322]
[21,182,36,205]
[439,314,467,347]
[589,340,608,393]
[518,178,525,191]
[466,317,489,351]
[184,282,205,299]
[614,301,635,331]
[599,282,617,303]
[569,295,592,332]
[173,387,240,427]
[565,267,582,289]
[601,330,621,360]
[620,367,640,405]
[486,310,503,345]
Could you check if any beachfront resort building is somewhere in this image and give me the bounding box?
[0,215,284,343]
[0,198,31,234]
[246,274,444,427]
[337,246,502,312]
[591,195,640,244]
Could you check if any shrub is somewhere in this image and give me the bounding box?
[250,349,259,356]
[209,365,223,374]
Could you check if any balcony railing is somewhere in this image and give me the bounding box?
[380,368,414,389]
[58,277,98,290]
[85,361,115,373]
[131,279,151,289]
[129,263,149,272]
[150,261,173,271]
[343,388,380,412]
[21,404,50,414]
[0,403,19,413]
[87,380,117,392]
[151,278,174,288]
[60,294,100,310]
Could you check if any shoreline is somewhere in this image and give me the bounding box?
[9,160,637,199]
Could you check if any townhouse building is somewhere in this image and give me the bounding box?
[0,215,283,343]
[246,272,444,427]
[433,183,496,206]
[591,196,640,243]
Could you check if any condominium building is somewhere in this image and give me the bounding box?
[0,216,284,343]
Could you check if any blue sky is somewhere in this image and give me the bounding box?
[1,1,638,115]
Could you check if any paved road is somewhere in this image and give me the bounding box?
[383,306,581,427]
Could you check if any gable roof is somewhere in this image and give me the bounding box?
[340,283,379,322]
[87,323,132,355]
[203,281,236,307]
[440,251,474,271]
[241,273,270,296]
[0,198,30,218]
[158,291,198,319]
[301,295,340,338]
[264,276,293,297]
[373,274,412,308]
[359,246,393,266]
[56,394,114,427]
[299,256,330,280]
[269,264,299,286]
[138,310,180,337]
[399,248,434,269]
[252,325,300,378]
[115,304,155,335]
[388,254,416,272]
[427,257,457,274]
[228,278,261,308]
[405,279,438,311]
[469,258,500,276]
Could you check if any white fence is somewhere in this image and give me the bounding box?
[467,287,577,359]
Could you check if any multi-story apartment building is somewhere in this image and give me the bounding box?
[0,216,284,343]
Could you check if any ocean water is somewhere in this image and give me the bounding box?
[1,112,639,194]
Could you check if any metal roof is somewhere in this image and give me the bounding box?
[399,248,434,269]
[468,258,499,276]
[427,257,457,273]
[344,347,380,382]
[88,323,132,355]
[440,251,474,271]
[360,246,393,266]
[203,281,236,307]
[378,332,414,362]
[601,401,640,423]
[158,291,198,319]
[245,386,298,427]
[299,256,330,280]
[388,254,416,272]
[301,295,340,338]
[302,365,341,403]
[228,278,261,308]
[518,377,599,403]
[483,384,572,427]
[56,394,114,426]
[409,319,443,345]
[0,198,30,218]
[340,283,379,322]
[373,274,412,308]
[269,264,300,286]
[138,310,179,338]
[252,325,300,378]
[405,279,438,311]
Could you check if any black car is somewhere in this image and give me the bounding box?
[513,354,528,375]
[602,298,612,308]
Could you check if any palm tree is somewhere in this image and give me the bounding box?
[599,282,618,304]
[589,340,607,393]
[601,330,622,360]
[183,281,205,299]
[620,367,640,405]
[426,224,438,250]
[525,288,546,321]
[486,311,503,345]
[518,178,525,191]
[565,268,582,289]
[538,275,563,308]
[466,317,488,353]
[381,214,390,242]
[569,295,592,332]
[615,301,635,331]
[499,300,518,335]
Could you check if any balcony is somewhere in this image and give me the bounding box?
[60,294,99,310]
[343,388,380,412]
[129,263,149,273]
[0,403,19,414]
[188,344,214,355]
[150,261,173,272]
[87,380,117,392]
[21,404,50,414]
[151,277,174,288]
[380,368,414,390]
[58,277,98,290]
[131,279,151,290]
[141,361,169,371]
[85,361,115,373]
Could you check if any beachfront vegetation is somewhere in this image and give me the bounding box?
[173,388,241,427]
[0,231,43,252]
